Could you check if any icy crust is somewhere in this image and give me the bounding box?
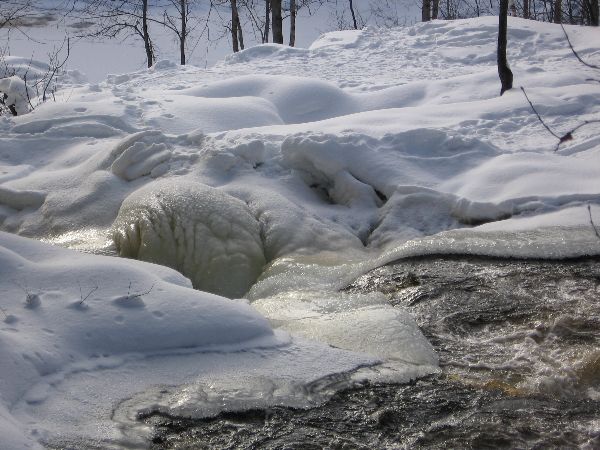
[0,231,276,448]
[381,225,600,263]
[11,334,381,447]
[113,179,266,298]
[253,291,438,366]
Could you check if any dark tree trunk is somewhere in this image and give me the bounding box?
[523,0,530,18]
[553,0,562,22]
[142,0,153,67]
[180,0,186,64]
[270,0,283,44]
[238,21,245,50]
[432,0,439,19]
[264,0,270,42]
[422,0,431,21]
[583,0,599,25]
[289,0,296,45]
[498,0,513,96]
[349,0,358,29]
[231,0,240,52]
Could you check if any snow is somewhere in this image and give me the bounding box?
[0,75,31,115]
[0,14,600,447]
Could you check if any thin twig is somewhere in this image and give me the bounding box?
[521,87,600,151]
[588,205,600,239]
[520,87,561,139]
[78,282,98,304]
[560,23,600,70]
[129,283,155,299]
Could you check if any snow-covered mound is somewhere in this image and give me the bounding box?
[0,231,275,447]
[1,15,600,447]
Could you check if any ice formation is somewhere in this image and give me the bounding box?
[253,291,438,365]
[113,179,266,297]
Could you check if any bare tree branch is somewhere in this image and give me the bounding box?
[561,23,600,70]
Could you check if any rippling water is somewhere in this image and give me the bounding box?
[144,256,600,449]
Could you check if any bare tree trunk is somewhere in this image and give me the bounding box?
[238,21,245,50]
[432,0,439,19]
[270,0,283,44]
[592,0,599,25]
[289,0,296,45]
[231,0,240,52]
[583,0,599,24]
[523,0,530,18]
[142,0,153,67]
[349,0,358,28]
[264,0,270,42]
[553,0,562,22]
[422,0,431,21]
[498,0,513,95]
[180,0,186,65]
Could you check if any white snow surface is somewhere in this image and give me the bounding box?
[0,16,600,447]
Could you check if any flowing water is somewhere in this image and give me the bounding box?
[143,256,600,449]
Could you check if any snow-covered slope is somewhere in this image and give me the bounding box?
[0,16,600,447]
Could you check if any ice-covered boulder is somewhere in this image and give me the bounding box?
[112,179,266,297]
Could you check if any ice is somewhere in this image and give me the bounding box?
[253,291,438,365]
[11,333,377,447]
[113,179,266,297]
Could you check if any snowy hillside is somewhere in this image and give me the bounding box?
[1,16,600,447]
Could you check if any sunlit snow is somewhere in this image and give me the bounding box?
[1,15,600,448]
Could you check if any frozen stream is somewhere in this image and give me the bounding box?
[2,14,600,448]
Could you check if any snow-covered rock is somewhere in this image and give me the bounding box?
[0,75,31,115]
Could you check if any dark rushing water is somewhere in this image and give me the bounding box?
[144,256,600,449]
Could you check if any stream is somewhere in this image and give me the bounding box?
[142,255,600,449]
